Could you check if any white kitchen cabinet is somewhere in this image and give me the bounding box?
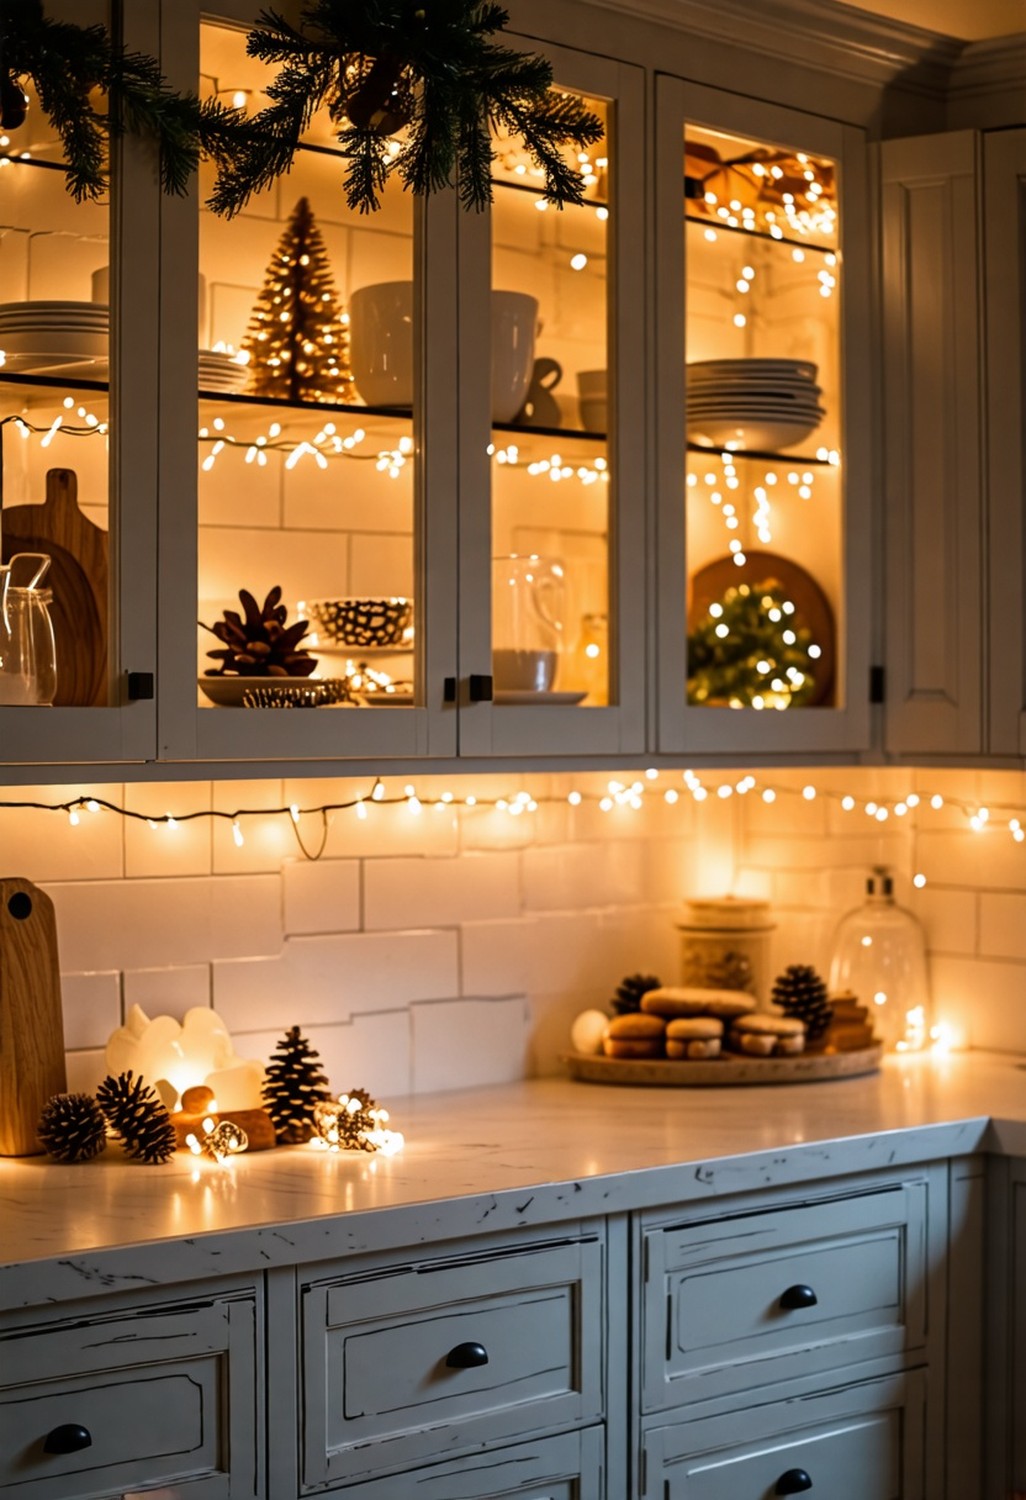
[654,79,873,756]
[0,1281,262,1499]
[984,1155,1026,1500]
[881,132,984,758]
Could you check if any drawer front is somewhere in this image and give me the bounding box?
[336,1426,605,1499]
[0,1296,259,1500]
[643,1182,929,1410]
[642,1371,926,1500]
[301,1237,605,1488]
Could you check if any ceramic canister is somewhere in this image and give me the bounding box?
[677,896,776,1009]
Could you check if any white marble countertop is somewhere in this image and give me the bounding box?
[2,1049,1024,1311]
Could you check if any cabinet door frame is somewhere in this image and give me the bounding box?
[155,0,459,766]
[984,128,1026,758]
[881,130,984,758]
[0,0,159,770]
[454,39,648,759]
[654,77,872,757]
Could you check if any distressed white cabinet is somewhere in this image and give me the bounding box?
[882,125,1026,763]
[985,1155,1026,1500]
[0,1280,263,1499]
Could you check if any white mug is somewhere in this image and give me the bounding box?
[349,282,538,420]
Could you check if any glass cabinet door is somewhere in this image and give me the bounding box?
[0,0,157,766]
[456,41,645,757]
[158,2,458,764]
[655,79,871,755]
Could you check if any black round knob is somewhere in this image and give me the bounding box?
[779,1283,818,1310]
[43,1423,92,1454]
[445,1340,489,1369]
[775,1469,813,1494]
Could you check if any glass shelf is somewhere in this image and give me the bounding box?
[684,212,838,256]
[0,371,109,394]
[687,441,838,466]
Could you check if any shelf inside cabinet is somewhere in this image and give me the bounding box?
[684,212,837,256]
[687,442,838,466]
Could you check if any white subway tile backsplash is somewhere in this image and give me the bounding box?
[46,875,282,971]
[61,972,121,1051]
[411,998,529,1093]
[364,852,520,930]
[64,1049,108,1095]
[213,929,459,1030]
[9,764,1026,1102]
[283,859,360,935]
[122,964,212,1021]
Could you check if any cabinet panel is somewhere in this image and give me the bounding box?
[642,1180,930,1411]
[642,1371,926,1500]
[0,1294,260,1500]
[335,1426,604,1499]
[655,77,872,755]
[985,129,1026,757]
[881,131,983,757]
[300,1236,605,1488]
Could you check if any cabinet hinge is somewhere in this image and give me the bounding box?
[869,665,885,704]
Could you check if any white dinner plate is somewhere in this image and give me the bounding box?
[687,418,822,449]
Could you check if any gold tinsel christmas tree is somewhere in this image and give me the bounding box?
[242,196,354,404]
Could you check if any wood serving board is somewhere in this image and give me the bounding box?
[564,1044,883,1087]
[0,877,67,1155]
[1,468,108,706]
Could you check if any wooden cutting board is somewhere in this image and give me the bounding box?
[0,877,67,1156]
[1,468,108,706]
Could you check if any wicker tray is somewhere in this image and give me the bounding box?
[564,1043,883,1087]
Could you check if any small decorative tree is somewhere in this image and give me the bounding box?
[241,197,355,404]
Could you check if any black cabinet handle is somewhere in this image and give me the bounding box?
[443,676,457,704]
[43,1423,92,1454]
[468,674,493,702]
[775,1469,813,1494]
[779,1283,818,1310]
[445,1340,489,1369]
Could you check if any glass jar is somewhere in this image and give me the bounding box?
[0,553,57,706]
[827,870,930,1050]
[677,896,775,1007]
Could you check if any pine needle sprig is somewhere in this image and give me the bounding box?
[206,0,604,218]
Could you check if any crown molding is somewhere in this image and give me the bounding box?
[948,33,1026,98]
[577,0,964,97]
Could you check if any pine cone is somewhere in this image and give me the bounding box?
[37,1092,107,1163]
[611,973,662,1014]
[201,586,317,679]
[771,964,833,1044]
[263,1026,332,1144]
[96,1072,177,1164]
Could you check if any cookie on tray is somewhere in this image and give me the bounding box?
[729,1012,806,1057]
[603,1011,666,1059]
[665,1015,723,1060]
[640,986,753,1020]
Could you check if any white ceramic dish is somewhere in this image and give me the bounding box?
[494,689,588,705]
[687,418,822,449]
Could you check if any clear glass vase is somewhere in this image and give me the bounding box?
[828,869,930,1050]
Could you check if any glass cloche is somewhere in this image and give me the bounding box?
[828,868,930,1050]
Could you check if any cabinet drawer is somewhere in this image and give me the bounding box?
[0,1294,260,1499]
[334,1426,604,1498]
[643,1180,929,1410]
[300,1236,605,1489]
[642,1370,926,1499]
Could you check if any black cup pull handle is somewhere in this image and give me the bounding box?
[775,1469,813,1494]
[445,1340,489,1369]
[43,1423,93,1454]
[779,1283,818,1310]
[468,674,493,703]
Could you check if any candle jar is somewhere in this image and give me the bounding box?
[677,896,776,1007]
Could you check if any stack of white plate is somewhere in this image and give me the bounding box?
[198,349,250,393]
[0,300,108,376]
[687,357,824,451]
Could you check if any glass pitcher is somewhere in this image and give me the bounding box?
[492,554,565,693]
[0,553,57,706]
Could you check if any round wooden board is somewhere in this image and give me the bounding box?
[563,1044,883,1087]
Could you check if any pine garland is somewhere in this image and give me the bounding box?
[208,1,605,217]
[1,0,241,202]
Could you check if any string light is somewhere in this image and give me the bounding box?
[7,779,1026,860]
